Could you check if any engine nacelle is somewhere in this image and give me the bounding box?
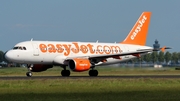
[68,58,91,72]
[31,64,53,72]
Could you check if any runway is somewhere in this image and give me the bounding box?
[1,75,180,80]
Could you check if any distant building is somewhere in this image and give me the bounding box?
[153,39,160,50]
[0,61,7,67]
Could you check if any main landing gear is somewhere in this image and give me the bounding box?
[89,70,98,76]
[88,64,98,76]
[60,66,98,77]
[61,66,70,76]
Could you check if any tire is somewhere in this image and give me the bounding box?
[61,70,70,76]
[89,70,98,76]
[26,72,32,77]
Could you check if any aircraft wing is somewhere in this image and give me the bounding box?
[65,49,153,60]
[89,49,152,59]
[86,46,171,60]
[137,46,171,52]
[58,46,170,65]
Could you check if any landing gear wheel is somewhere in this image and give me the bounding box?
[61,70,70,76]
[26,72,32,77]
[89,70,98,76]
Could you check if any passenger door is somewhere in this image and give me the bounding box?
[32,43,39,56]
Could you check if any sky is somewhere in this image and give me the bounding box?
[0,0,180,52]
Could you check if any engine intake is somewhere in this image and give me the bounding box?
[68,58,91,72]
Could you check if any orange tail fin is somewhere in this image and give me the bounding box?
[121,12,151,46]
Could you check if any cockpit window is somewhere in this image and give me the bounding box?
[13,46,27,50]
[23,47,26,50]
[13,47,19,50]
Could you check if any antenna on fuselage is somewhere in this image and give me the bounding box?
[96,40,98,43]
[31,38,33,41]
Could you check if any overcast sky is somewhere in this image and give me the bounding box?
[1,0,180,52]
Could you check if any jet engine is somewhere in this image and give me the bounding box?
[68,58,91,72]
[30,64,53,72]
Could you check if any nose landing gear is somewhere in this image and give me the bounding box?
[26,64,33,77]
[26,71,32,77]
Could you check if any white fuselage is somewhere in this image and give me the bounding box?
[5,41,152,66]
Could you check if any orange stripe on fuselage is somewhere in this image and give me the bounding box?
[39,42,122,56]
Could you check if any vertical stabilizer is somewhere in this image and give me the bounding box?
[121,12,151,46]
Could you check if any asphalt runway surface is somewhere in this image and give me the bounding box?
[1,75,180,80]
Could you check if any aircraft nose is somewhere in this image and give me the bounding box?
[5,50,14,62]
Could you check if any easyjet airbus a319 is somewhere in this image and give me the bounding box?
[5,12,168,77]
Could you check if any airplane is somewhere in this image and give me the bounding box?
[5,11,167,77]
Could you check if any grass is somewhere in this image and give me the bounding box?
[1,66,180,101]
[1,78,180,101]
[0,66,179,76]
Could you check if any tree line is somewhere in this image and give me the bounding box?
[131,51,177,65]
[0,50,5,62]
[0,50,179,65]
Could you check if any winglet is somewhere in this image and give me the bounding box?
[121,12,151,46]
[161,46,166,52]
